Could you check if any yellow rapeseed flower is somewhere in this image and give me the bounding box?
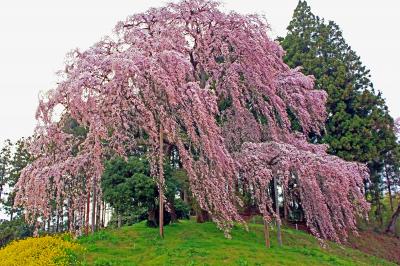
[0,234,83,266]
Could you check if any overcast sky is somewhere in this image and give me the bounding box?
[0,0,399,145]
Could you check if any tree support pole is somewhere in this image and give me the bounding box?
[263,219,270,248]
[91,177,97,233]
[274,175,282,247]
[85,187,90,235]
[159,124,164,238]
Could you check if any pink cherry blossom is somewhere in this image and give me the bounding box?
[15,0,369,241]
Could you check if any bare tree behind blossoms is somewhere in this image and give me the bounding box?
[15,0,369,241]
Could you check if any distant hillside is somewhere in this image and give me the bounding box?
[77,219,396,265]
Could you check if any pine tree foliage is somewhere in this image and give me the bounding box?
[279,0,399,204]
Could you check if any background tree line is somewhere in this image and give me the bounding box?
[0,138,32,246]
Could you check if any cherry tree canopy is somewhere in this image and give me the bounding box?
[236,135,368,242]
[15,0,369,241]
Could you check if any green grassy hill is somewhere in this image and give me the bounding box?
[77,220,395,266]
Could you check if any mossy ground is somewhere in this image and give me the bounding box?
[77,219,395,266]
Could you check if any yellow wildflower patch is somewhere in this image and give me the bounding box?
[0,234,83,266]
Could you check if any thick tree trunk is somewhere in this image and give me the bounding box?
[283,189,289,221]
[85,188,90,235]
[148,208,157,226]
[386,203,400,235]
[195,209,210,223]
[169,203,178,223]
[284,201,289,221]
[274,176,282,247]
[159,125,165,238]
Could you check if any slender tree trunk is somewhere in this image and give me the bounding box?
[384,165,394,212]
[263,219,270,248]
[91,179,97,233]
[85,188,90,235]
[9,195,14,221]
[274,176,282,247]
[60,207,64,232]
[72,210,75,233]
[72,208,76,232]
[96,197,101,230]
[117,212,122,228]
[56,211,60,233]
[374,185,383,226]
[159,124,165,238]
[81,206,85,232]
[386,202,400,235]
[67,199,71,231]
[101,201,106,228]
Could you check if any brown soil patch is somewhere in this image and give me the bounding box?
[347,230,400,264]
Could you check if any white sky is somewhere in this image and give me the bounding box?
[0,0,399,145]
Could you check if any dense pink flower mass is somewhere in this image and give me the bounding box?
[15,0,369,241]
[236,135,369,242]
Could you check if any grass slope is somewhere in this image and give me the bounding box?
[78,220,395,266]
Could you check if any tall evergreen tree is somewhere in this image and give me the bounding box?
[279,1,399,213]
[0,140,12,201]
[3,138,31,220]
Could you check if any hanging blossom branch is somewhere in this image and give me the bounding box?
[235,134,369,243]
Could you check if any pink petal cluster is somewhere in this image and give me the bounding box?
[15,0,369,241]
[235,135,369,242]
